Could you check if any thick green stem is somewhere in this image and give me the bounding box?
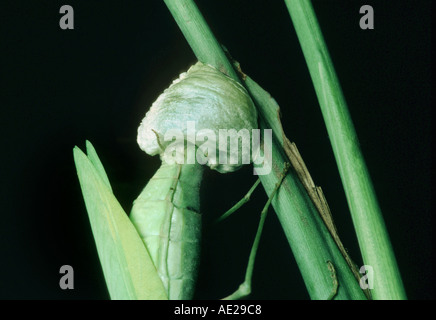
[163,0,238,80]
[284,0,406,299]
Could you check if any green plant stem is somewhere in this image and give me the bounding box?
[164,0,366,300]
[284,0,406,299]
[162,0,238,80]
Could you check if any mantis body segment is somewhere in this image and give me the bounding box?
[130,162,203,300]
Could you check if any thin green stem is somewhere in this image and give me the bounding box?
[284,0,406,299]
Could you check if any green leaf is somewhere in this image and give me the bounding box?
[85,140,112,192]
[73,143,167,300]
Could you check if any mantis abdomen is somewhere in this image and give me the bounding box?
[130,162,203,300]
[132,62,258,299]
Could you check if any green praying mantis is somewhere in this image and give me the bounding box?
[74,62,289,300]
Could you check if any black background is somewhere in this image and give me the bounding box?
[0,0,432,299]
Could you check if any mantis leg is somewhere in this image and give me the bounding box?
[214,178,261,224]
[223,163,290,300]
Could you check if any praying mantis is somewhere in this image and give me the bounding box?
[74,62,287,300]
